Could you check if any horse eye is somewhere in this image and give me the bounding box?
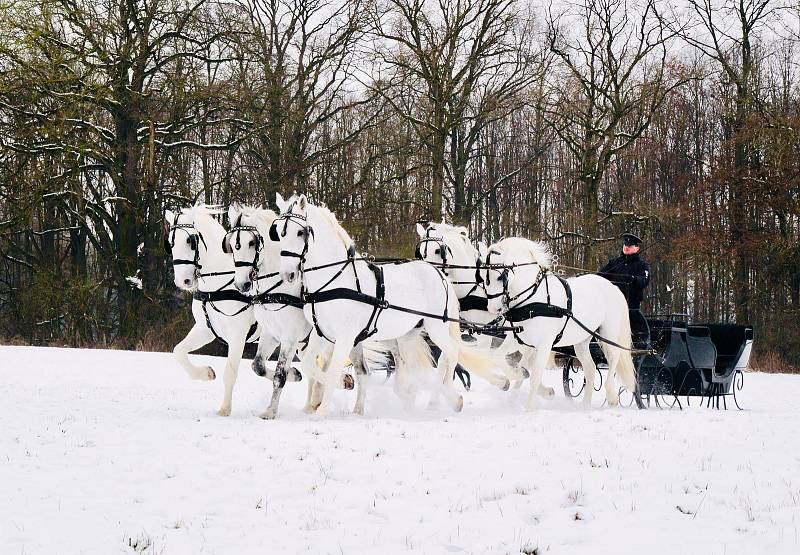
[297,230,304,237]
[248,240,254,248]
[434,248,440,255]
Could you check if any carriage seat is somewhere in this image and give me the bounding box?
[703,324,754,380]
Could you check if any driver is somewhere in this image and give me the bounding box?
[598,233,650,310]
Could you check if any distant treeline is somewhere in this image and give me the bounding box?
[1,0,798,369]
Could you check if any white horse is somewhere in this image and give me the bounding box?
[415,222,554,396]
[165,205,259,416]
[271,194,500,414]
[479,238,638,410]
[225,202,382,417]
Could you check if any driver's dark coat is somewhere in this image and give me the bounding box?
[598,252,650,309]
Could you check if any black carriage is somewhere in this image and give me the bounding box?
[557,311,754,409]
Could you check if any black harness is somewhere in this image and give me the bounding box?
[166,214,257,345]
[193,289,259,345]
[414,230,488,314]
[275,210,455,346]
[481,249,573,346]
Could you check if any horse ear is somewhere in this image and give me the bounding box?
[269,222,280,242]
[221,234,232,254]
[298,194,307,211]
[415,223,427,238]
[275,192,286,213]
[165,209,175,224]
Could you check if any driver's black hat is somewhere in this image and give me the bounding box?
[622,233,642,246]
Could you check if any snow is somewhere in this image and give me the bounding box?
[1,345,798,555]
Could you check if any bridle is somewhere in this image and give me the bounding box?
[165,213,208,278]
[224,214,264,284]
[269,209,314,267]
[414,227,453,274]
[481,249,544,312]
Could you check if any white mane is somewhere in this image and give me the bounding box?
[428,221,472,249]
[494,237,552,269]
[235,205,277,228]
[178,204,226,238]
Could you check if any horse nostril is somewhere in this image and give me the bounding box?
[183,279,192,286]
[242,281,252,292]
[288,272,296,282]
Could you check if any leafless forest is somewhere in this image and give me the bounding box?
[1,0,798,368]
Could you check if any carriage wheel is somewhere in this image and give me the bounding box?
[561,357,585,398]
[732,369,744,410]
[654,366,681,409]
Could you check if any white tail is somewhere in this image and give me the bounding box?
[614,312,638,392]
[449,322,510,390]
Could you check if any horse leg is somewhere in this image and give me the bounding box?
[217,332,247,417]
[602,347,621,407]
[299,343,328,413]
[252,333,279,379]
[317,335,357,416]
[392,337,419,411]
[350,345,369,416]
[493,335,530,388]
[173,323,216,381]
[424,321,464,412]
[522,347,551,411]
[574,340,597,408]
[260,340,299,420]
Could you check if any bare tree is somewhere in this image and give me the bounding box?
[373,0,542,224]
[678,0,786,322]
[231,0,375,202]
[544,0,683,266]
[0,0,237,341]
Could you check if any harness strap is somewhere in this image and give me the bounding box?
[459,295,489,312]
[193,289,253,303]
[253,292,304,308]
[199,301,259,345]
[353,263,386,345]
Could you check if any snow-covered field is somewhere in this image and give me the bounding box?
[1,345,798,555]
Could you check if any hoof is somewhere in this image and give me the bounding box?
[289,368,303,382]
[453,395,464,413]
[343,374,355,390]
[216,406,231,417]
[259,410,277,420]
[607,395,620,407]
[501,378,511,391]
[353,404,365,416]
[302,404,316,414]
[520,368,530,379]
[206,367,216,380]
[539,385,555,398]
